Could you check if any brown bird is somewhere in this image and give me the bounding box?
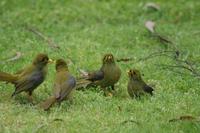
[0,53,51,101]
[77,54,121,96]
[40,59,76,110]
[127,69,154,98]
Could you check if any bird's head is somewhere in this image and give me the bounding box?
[55,59,68,71]
[128,69,142,80]
[102,53,115,64]
[33,53,52,67]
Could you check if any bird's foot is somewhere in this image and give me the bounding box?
[108,92,113,97]
[104,91,113,97]
[27,95,35,105]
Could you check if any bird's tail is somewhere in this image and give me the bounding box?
[75,79,93,90]
[0,71,17,83]
[144,85,154,95]
[39,96,57,111]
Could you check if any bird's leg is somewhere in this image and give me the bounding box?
[111,85,115,91]
[27,91,34,104]
[110,85,116,95]
[102,87,113,97]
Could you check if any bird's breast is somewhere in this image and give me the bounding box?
[102,65,121,85]
[30,70,45,84]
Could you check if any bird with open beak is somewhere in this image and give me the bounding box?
[0,53,53,102]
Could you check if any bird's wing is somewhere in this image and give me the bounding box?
[58,76,76,101]
[86,70,104,81]
[13,67,40,95]
[13,76,34,96]
[18,65,34,76]
[15,68,26,75]
[54,82,61,99]
[143,85,154,95]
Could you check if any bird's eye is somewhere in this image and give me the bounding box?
[42,57,47,62]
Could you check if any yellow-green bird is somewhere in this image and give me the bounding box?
[0,53,52,101]
[127,69,154,98]
[77,54,121,95]
[40,59,76,110]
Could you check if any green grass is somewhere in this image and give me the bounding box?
[1,0,200,132]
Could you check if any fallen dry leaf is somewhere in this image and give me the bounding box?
[145,20,155,33]
[169,115,200,123]
[145,2,160,11]
[180,115,196,121]
[117,57,134,62]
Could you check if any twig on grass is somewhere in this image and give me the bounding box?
[0,52,22,64]
[25,26,60,50]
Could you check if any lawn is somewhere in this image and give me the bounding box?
[0,0,200,132]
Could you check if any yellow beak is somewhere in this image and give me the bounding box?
[127,70,130,75]
[48,59,55,64]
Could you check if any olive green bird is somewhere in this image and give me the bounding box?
[127,69,154,98]
[0,53,51,101]
[40,59,76,110]
[77,54,121,95]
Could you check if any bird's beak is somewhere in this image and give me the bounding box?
[127,70,130,75]
[48,59,55,64]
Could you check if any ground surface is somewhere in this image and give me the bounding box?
[0,0,200,132]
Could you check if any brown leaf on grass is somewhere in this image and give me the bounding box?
[145,20,155,33]
[180,116,196,120]
[26,26,60,50]
[145,2,160,11]
[169,115,200,123]
[116,57,134,62]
